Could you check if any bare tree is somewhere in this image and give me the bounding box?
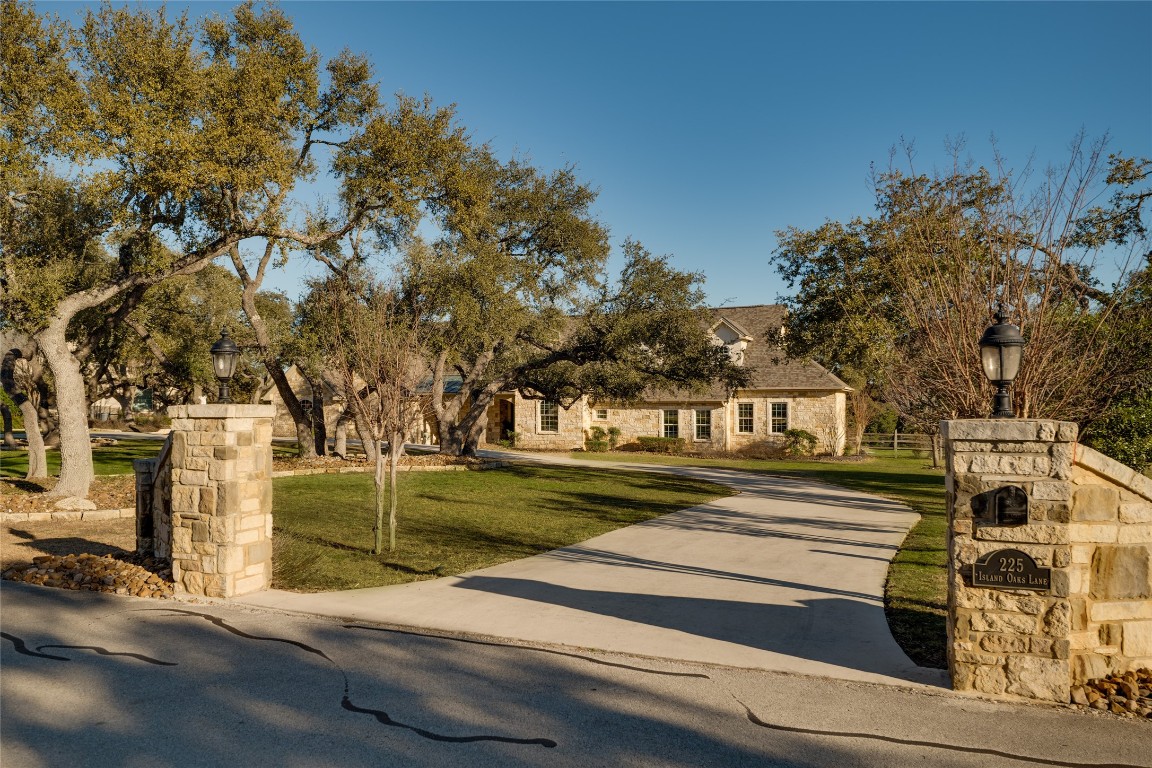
[877,136,1140,425]
[324,282,428,554]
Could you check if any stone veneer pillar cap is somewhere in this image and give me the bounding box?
[940,419,1077,443]
[168,404,277,419]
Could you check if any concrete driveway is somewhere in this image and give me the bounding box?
[239,450,947,688]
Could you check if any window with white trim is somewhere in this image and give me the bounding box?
[770,402,788,434]
[539,400,559,433]
[662,410,679,438]
[737,403,754,433]
[594,408,608,420]
[695,409,712,441]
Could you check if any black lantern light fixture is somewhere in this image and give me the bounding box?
[209,328,240,404]
[978,305,1026,418]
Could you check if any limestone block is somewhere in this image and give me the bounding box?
[979,634,1030,653]
[1122,621,1152,657]
[1071,545,1096,565]
[233,573,266,595]
[954,650,1006,665]
[1052,638,1071,660]
[1028,636,1054,656]
[172,526,192,553]
[191,521,209,543]
[1118,527,1152,544]
[1071,653,1110,684]
[235,529,263,545]
[246,539,273,565]
[1035,501,1071,524]
[944,420,1067,443]
[237,431,253,447]
[1070,598,1089,631]
[179,469,209,487]
[1072,486,1119,522]
[1069,630,1100,650]
[183,456,209,472]
[1053,547,1071,568]
[171,485,199,515]
[204,575,227,598]
[198,486,217,517]
[210,516,237,540]
[975,524,1068,545]
[180,570,204,595]
[1032,481,1072,501]
[1005,656,1068,701]
[217,482,242,516]
[1049,444,1073,480]
[208,461,236,482]
[1071,524,1119,544]
[1090,545,1152,600]
[968,454,1051,476]
[970,613,1038,634]
[1099,623,1123,646]
[1043,602,1072,636]
[1120,502,1152,525]
[1091,601,1152,622]
[218,545,245,573]
[241,513,268,531]
[971,664,1010,695]
[214,446,239,461]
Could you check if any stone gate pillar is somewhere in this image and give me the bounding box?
[943,419,1152,703]
[165,404,276,598]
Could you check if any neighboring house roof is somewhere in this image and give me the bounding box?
[711,304,850,393]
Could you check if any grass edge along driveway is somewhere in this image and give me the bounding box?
[270,464,734,593]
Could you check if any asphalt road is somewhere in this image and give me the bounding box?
[3,583,1150,768]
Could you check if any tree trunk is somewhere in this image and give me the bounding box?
[312,397,327,457]
[373,448,386,555]
[389,431,403,552]
[36,320,94,498]
[1,404,14,448]
[2,348,46,474]
[334,410,351,458]
[19,399,47,479]
[263,361,318,459]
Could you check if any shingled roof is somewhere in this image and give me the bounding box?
[713,304,849,391]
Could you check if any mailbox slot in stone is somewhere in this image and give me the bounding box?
[971,485,1029,527]
[971,548,1051,592]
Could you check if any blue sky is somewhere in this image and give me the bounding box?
[44,1,1152,306]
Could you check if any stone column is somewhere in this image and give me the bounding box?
[166,405,275,598]
[944,418,1152,703]
[943,419,1078,702]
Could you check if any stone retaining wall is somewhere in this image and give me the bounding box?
[944,419,1152,703]
[0,507,135,523]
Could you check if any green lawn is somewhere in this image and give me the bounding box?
[1,439,166,478]
[271,465,733,592]
[568,451,949,669]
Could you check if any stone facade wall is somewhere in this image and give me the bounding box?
[943,419,1152,703]
[725,391,845,454]
[495,389,846,454]
[1066,447,1152,683]
[160,404,276,598]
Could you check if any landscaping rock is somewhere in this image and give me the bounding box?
[53,496,97,511]
[1,553,173,599]
[1069,668,1152,719]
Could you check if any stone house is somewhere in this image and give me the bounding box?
[485,305,851,454]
